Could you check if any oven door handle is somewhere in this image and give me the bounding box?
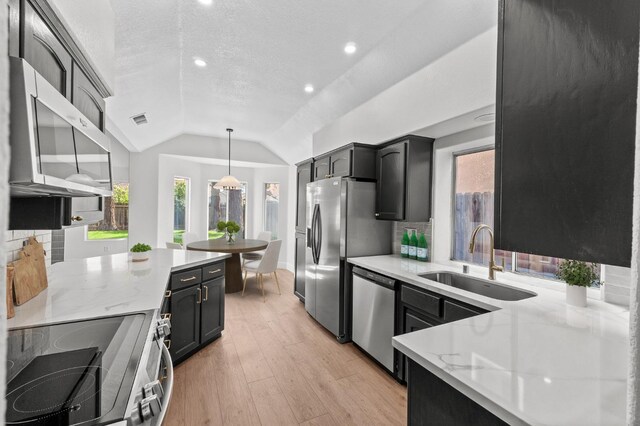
[158,342,174,425]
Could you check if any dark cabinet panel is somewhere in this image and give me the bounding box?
[23,0,72,99]
[330,148,352,178]
[314,155,331,180]
[72,62,105,131]
[201,277,224,343]
[8,0,19,57]
[296,161,313,232]
[376,143,406,220]
[401,285,441,318]
[294,232,306,301]
[171,268,202,291]
[375,136,434,222]
[170,285,201,362]
[443,300,484,323]
[408,360,508,426]
[495,0,639,267]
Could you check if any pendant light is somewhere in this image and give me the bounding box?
[214,128,241,190]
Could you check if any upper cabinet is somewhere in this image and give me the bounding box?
[313,144,376,181]
[23,0,73,99]
[375,136,434,222]
[495,0,639,267]
[72,62,106,131]
[8,0,19,57]
[295,159,313,232]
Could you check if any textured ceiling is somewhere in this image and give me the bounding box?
[107,0,497,163]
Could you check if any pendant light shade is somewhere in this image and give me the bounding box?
[214,128,241,190]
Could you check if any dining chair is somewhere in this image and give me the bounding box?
[181,232,198,247]
[166,242,183,249]
[242,239,282,302]
[242,231,272,265]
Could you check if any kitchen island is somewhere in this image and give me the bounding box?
[8,248,230,328]
[348,255,629,425]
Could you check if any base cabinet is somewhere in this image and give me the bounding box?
[408,360,507,426]
[165,261,225,365]
[294,232,306,301]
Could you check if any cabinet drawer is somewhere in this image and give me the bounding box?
[443,301,482,323]
[401,286,441,318]
[203,263,225,281]
[171,268,202,291]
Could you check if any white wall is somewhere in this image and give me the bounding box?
[312,27,498,156]
[48,0,115,91]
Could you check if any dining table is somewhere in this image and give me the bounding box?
[186,238,269,294]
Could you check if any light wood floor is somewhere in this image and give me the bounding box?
[164,269,407,426]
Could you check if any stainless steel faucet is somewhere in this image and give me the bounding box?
[468,224,503,280]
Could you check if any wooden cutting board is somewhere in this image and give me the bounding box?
[6,266,14,319]
[12,237,48,306]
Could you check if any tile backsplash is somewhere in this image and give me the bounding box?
[6,230,52,267]
[391,220,433,257]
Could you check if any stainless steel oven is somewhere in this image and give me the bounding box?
[9,57,112,197]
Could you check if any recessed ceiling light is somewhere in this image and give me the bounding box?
[304,84,314,93]
[474,113,496,122]
[194,58,207,67]
[198,0,213,5]
[344,42,357,55]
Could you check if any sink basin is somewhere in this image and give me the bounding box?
[418,272,537,301]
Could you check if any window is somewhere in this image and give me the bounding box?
[87,183,129,240]
[264,183,279,239]
[173,177,189,243]
[451,149,600,286]
[208,181,247,239]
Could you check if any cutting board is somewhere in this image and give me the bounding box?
[6,266,14,319]
[12,237,48,306]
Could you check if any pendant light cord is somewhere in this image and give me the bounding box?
[226,128,233,175]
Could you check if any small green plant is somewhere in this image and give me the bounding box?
[556,260,600,287]
[216,220,241,234]
[130,243,152,253]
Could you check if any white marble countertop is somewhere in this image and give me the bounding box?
[8,249,230,329]
[348,255,630,426]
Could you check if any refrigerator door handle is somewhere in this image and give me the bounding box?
[316,206,322,261]
[311,204,319,264]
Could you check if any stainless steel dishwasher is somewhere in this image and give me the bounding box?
[351,266,396,372]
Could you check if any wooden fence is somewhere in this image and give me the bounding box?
[453,192,494,265]
[115,205,128,230]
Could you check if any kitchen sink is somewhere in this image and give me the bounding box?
[418,272,537,301]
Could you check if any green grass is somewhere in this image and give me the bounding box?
[87,230,129,240]
[173,230,225,244]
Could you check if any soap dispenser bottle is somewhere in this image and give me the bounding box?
[401,230,410,258]
[417,233,428,262]
[409,229,418,260]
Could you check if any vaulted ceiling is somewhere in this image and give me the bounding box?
[107,0,497,163]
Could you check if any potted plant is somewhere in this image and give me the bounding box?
[217,221,241,244]
[130,243,152,262]
[556,260,600,307]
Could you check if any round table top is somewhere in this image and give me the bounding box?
[187,238,269,254]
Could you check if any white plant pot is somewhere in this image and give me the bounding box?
[131,251,150,262]
[566,285,587,307]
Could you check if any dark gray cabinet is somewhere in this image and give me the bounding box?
[375,136,434,221]
[294,232,306,301]
[495,0,639,267]
[295,160,313,232]
[313,144,376,181]
[408,360,507,426]
[8,0,19,57]
[23,0,73,99]
[166,261,225,364]
[200,277,225,343]
[170,285,201,361]
[72,62,105,131]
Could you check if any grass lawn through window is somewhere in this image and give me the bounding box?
[88,230,225,242]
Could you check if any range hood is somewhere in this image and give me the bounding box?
[9,57,112,197]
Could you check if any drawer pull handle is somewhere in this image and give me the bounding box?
[165,290,171,298]
[208,269,222,274]
[203,285,209,301]
[197,288,202,304]
[164,339,171,350]
[180,276,197,282]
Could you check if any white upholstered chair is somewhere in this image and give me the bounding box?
[181,232,198,247]
[242,239,282,302]
[242,231,272,265]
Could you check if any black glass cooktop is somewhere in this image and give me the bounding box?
[6,313,153,425]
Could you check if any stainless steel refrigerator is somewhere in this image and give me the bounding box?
[305,177,391,342]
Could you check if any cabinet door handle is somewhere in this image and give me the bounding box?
[165,290,172,298]
[71,215,83,222]
[325,174,333,179]
[203,285,209,301]
[180,276,197,282]
[197,288,202,304]
[208,269,221,274]
[375,213,380,217]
